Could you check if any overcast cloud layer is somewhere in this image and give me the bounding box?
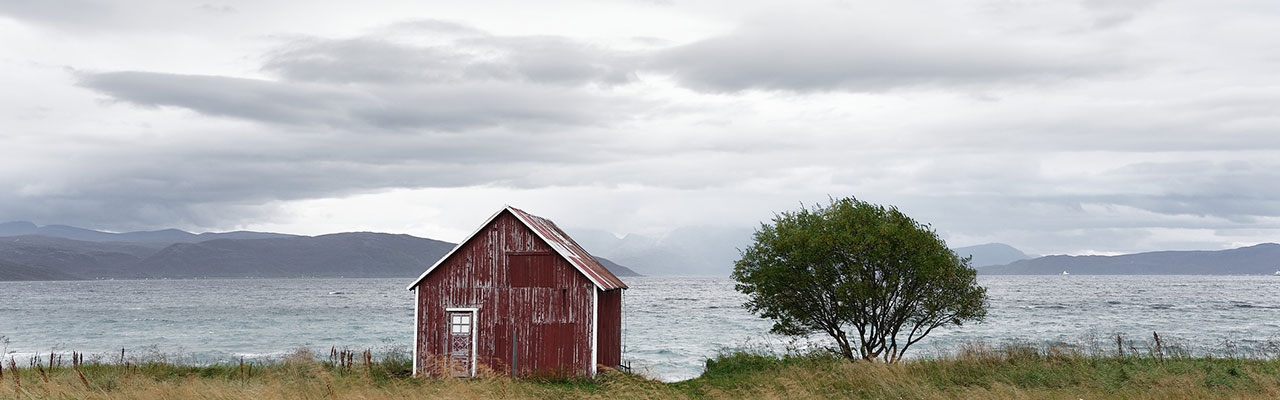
[2,0,1279,256]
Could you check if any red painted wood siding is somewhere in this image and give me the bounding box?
[414,212,605,377]
[597,288,623,368]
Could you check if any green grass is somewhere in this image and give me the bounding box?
[4,340,1280,399]
[673,345,1280,399]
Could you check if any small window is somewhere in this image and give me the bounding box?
[450,313,472,334]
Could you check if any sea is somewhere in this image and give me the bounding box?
[2,275,1279,381]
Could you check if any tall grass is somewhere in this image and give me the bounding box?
[681,333,1280,399]
[4,335,1280,399]
[0,346,672,400]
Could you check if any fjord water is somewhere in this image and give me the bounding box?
[2,275,1279,381]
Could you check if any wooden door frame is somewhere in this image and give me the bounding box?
[446,307,478,377]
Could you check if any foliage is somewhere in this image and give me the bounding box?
[732,196,987,362]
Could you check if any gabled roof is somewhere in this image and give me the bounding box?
[407,206,629,291]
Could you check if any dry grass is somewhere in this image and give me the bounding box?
[0,348,674,400]
[4,339,1280,399]
[675,352,1280,399]
[673,335,1280,400]
[0,363,670,400]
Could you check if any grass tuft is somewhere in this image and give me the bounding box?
[3,337,1280,399]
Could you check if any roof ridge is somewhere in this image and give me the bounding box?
[407,206,628,291]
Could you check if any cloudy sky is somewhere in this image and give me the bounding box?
[2,0,1278,256]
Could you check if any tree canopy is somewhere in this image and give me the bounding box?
[732,197,987,362]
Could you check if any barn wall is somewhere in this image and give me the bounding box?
[414,212,596,377]
[597,288,624,368]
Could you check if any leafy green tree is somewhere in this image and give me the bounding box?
[733,197,987,362]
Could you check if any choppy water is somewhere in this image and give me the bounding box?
[2,275,1279,381]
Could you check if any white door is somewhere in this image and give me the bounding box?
[447,310,475,377]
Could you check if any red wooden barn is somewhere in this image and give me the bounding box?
[407,206,629,378]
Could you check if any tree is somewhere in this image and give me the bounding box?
[732,197,987,363]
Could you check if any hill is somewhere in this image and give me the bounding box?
[0,258,81,281]
[592,255,641,277]
[0,235,161,278]
[952,243,1032,267]
[981,243,1280,275]
[0,222,641,280]
[134,232,455,278]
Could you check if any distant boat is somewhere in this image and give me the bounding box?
[1062,271,1070,275]
[1274,270,1279,276]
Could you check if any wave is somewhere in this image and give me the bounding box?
[1024,303,1068,310]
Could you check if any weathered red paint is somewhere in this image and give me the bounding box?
[408,207,628,378]
[596,289,623,368]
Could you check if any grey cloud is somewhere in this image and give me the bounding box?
[0,127,610,231]
[651,15,1115,93]
[0,0,114,29]
[261,38,474,85]
[1104,161,1280,221]
[0,0,232,32]
[869,154,1280,254]
[13,4,1280,257]
[81,72,354,126]
[78,22,644,132]
[60,19,657,229]
[1079,0,1158,30]
[905,191,1280,256]
[461,36,638,85]
[80,71,638,132]
[383,19,491,37]
[263,33,637,86]
[907,88,1280,155]
[196,4,235,14]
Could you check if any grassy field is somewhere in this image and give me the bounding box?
[3,341,1280,399]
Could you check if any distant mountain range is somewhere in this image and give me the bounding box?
[0,222,640,281]
[572,231,1040,277]
[1,220,1033,280]
[980,243,1280,275]
[573,229,1279,277]
[570,226,755,277]
[0,221,292,243]
[6,220,1273,280]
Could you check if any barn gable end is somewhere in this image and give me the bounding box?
[408,206,627,378]
[408,206,627,292]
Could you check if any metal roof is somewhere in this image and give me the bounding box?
[407,206,629,291]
